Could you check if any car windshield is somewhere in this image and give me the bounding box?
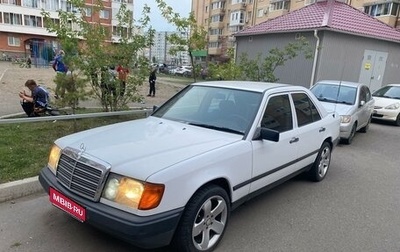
[372,85,400,99]
[311,83,357,105]
[152,85,263,134]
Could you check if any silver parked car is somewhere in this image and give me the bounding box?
[311,80,374,144]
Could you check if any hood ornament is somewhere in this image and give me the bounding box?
[77,143,86,159]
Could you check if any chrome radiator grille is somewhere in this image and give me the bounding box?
[56,147,110,201]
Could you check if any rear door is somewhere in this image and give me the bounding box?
[291,92,325,169]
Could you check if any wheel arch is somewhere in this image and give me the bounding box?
[187,178,232,207]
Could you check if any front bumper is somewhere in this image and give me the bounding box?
[372,109,398,122]
[39,167,183,249]
[339,122,353,139]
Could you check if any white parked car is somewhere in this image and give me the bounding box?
[39,81,340,251]
[311,80,374,144]
[372,84,400,126]
[175,65,193,77]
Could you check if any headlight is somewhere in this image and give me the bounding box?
[102,174,165,210]
[340,115,351,123]
[385,102,400,110]
[48,144,62,173]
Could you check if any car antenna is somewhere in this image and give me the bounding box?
[334,57,347,112]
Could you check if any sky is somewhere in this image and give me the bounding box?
[133,0,191,31]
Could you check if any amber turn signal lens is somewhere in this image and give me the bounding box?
[138,183,165,210]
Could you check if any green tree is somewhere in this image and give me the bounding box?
[42,0,154,112]
[208,48,242,80]
[155,0,207,82]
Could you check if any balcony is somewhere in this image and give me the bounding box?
[231,2,247,11]
[208,47,222,55]
[209,34,223,42]
[211,8,226,15]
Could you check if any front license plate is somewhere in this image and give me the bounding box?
[49,187,86,222]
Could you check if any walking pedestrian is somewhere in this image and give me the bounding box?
[52,50,68,99]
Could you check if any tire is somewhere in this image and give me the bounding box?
[395,113,400,126]
[343,123,356,145]
[308,142,331,182]
[171,185,230,252]
[359,116,371,133]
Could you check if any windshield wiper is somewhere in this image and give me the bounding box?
[337,100,353,105]
[318,97,337,103]
[188,122,243,134]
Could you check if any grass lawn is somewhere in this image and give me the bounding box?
[0,113,145,183]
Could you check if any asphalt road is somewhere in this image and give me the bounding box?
[0,121,399,252]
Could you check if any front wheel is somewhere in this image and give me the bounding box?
[308,142,331,182]
[343,123,356,145]
[395,113,400,126]
[359,116,371,133]
[171,185,230,252]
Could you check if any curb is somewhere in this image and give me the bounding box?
[0,176,43,203]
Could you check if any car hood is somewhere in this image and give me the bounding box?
[55,117,242,180]
[318,102,353,115]
[373,96,400,107]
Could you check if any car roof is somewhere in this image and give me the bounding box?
[192,81,296,93]
[315,80,365,88]
[386,84,400,87]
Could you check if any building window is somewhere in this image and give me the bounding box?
[100,10,110,19]
[1,0,19,5]
[269,1,289,11]
[211,15,223,23]
[304,0,316,5]
[209,42,221,48]
[229,26,244,32]
[210,28,223,35]
[24,15,42,27]
[85,7,92,17]
[212,1,225,9]
[4,13,22,25]
[112,0,133,3]
[112,26,132,37]
[8,36,20,47]
[23,0,38,8]
[365,2,399,16]
[257,8,264,17]
[44,0,59,11]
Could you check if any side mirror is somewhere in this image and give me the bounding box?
[254,127,280,142]
[153,105,159,112]
[359,100,365,107]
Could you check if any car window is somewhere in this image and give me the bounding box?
[359,86,372,103]
[365,87,371,101]
[153,85,263,134]
[373,85,400,99]
[292,93,321,127]
[311,83,357,105]
[261,94,293,132]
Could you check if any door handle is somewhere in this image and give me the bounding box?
[289,137,299,144]
[319,127,326,132]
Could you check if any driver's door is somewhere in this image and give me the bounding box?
[250,94,299,193]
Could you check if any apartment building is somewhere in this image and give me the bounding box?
[146,31,189,66]
[0,0,132,62]
[192,0,400,61]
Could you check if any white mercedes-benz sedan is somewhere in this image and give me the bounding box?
[39,81,340,252]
